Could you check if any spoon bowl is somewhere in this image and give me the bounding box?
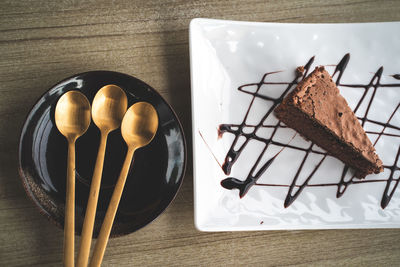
[121,102,159,148]
[55,91,91,140]
[91,85,128,132]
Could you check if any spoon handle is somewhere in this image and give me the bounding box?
[64,140,75,267]
[89,147,136,267]
[77,132,108,267]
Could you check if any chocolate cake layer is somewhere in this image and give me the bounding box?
[275,66,383,178]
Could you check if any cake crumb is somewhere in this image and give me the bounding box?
[296,66,305,77]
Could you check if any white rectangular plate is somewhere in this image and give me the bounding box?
[190,18,400,231]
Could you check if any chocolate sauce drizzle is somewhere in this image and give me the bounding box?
[217,53,400,209]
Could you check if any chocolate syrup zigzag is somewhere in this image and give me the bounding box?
[217,53,400,209]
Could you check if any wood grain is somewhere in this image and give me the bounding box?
[1,0,400,266]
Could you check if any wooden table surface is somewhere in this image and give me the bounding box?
[1,0,400,266]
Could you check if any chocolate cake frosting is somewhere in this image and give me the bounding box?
[275,66,383,178]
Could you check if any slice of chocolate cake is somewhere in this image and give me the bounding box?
[275,66,383,178]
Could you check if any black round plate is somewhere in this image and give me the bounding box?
[18,71,186,237]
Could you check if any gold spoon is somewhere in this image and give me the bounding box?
[55,91,91,267]
[77,85,127,267]
[89,102,158,267]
